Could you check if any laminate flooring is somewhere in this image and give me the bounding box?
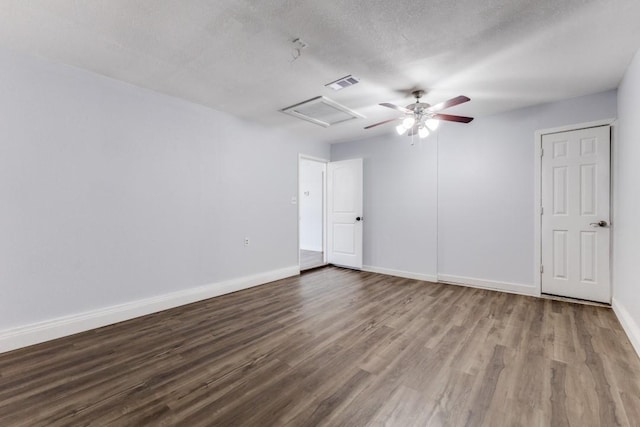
[1,267,639,426]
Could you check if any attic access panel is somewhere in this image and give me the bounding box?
[280,96,364,127]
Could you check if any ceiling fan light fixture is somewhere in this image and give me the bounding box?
[364,93,473,136]
[396,124,408,135]
[402,116,415,129]
[426,118,440,131]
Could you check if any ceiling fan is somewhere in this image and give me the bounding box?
[364,91,474,138]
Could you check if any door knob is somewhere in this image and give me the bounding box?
[356,216,362,222]
[589,220,608,227]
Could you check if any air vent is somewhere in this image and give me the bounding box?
[280,96,364,127]
[325,75,360,91]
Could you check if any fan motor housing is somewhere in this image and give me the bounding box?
[407,102,430,111]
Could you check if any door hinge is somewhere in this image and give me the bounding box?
[540,265,544,273]
[541,206,544,215]
[540,148,544,157]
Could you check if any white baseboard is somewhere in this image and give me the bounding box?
[0,266,300,354]
[362,265,437,283]
[437,274,538,297]
[361,267,536,297]
[612,298,640,359]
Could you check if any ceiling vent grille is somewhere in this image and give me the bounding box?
[325,75,360,91]
[280,96,364,127]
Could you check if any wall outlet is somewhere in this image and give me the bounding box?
[244,237,250,246]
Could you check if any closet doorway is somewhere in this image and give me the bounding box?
[299,156,327,271]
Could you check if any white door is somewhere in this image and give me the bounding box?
[541,126,611,303]
[327,158,363,269]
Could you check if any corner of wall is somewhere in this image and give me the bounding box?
[612,298,640,359]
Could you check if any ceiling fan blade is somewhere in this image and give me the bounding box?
[364,117,401,129]
[379,102,412,114]
[432,113,474,123]
[427,95,470,113]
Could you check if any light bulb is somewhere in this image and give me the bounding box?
[402,116,415,129]
[396,124,407,135]
[418,126,429,139]
[426,119,440,131]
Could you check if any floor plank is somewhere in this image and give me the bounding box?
[0,266,638,426]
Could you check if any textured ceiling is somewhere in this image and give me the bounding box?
[0,0,638,143]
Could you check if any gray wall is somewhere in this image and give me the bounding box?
[331,134,438,278]
[332,90,617,288]
[438,90,617,285]
[613,47,640,352]
[0,47,329,331]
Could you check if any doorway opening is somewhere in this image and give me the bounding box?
[299,156,327,271]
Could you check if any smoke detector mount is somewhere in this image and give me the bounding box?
[292,38,308,50]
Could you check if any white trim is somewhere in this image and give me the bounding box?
[0,266,300,354]
[362,267,535,296]
[435,128,441,284]
[533,118,615,299]
[612,298,640,359]
[534,118,616,136]
[298,153,329,164]
[363,265,437,283]
[534,129,543,296]
[437,274,538,297]
[322,166,327,266]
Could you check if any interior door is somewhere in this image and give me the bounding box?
[541,126,611,303]
[327,158,363,269]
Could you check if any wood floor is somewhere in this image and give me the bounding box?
[1,267,639,426]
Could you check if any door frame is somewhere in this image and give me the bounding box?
[298,154,329,271]
[533,118,615,298]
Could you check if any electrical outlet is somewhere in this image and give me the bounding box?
[244,237,250,246]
